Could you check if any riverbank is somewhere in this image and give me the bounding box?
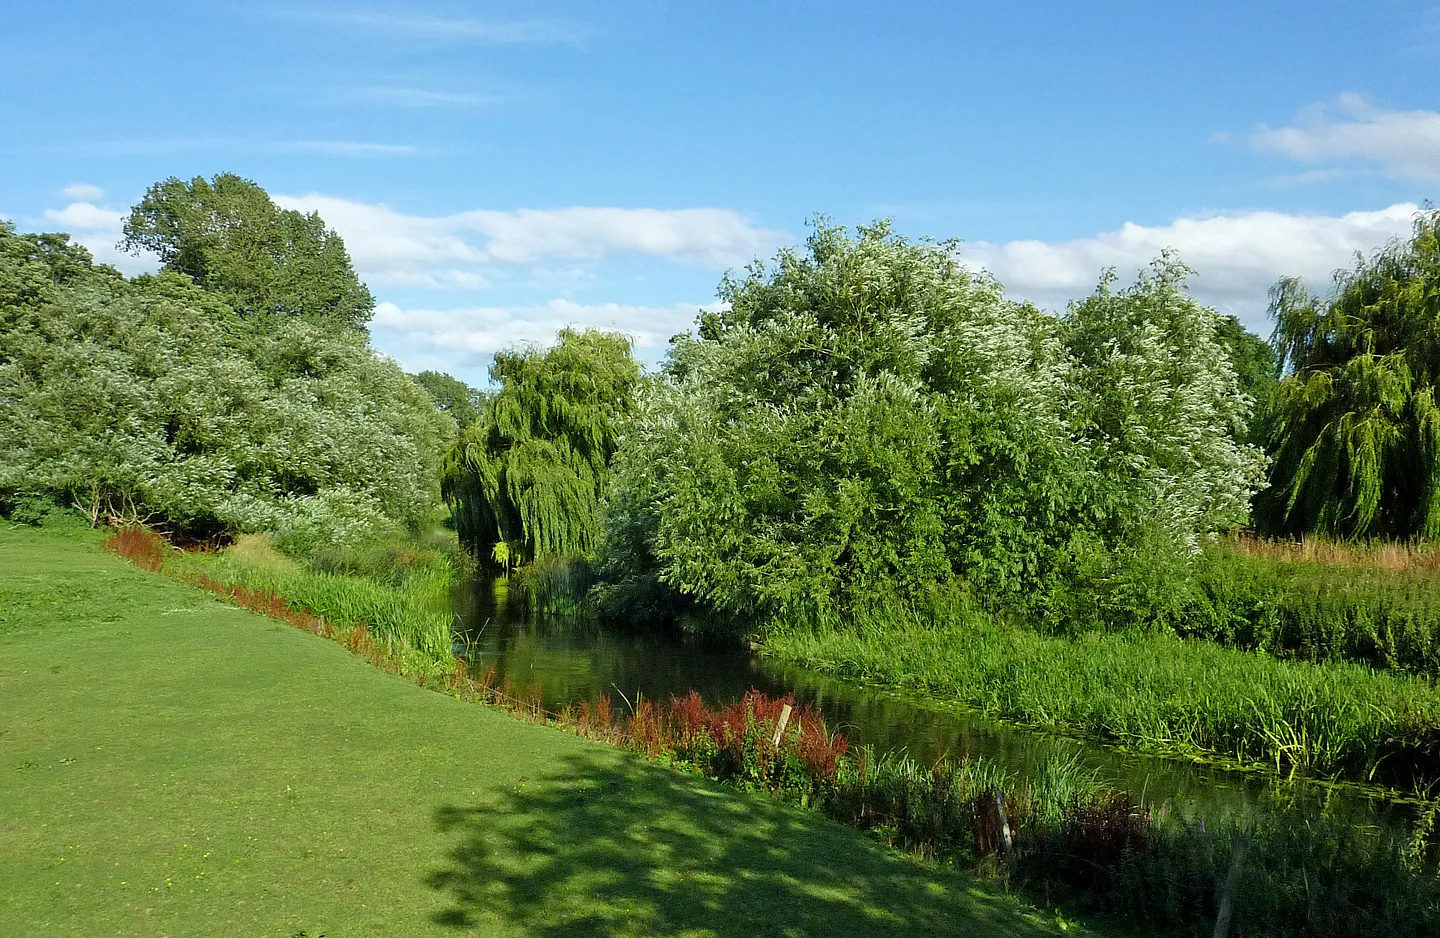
[760,602,1440,790]
[0,525,1086,938]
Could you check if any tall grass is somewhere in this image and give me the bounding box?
[1180,539,1440,677]
[763,602,1440,788]
[109,528,457,671]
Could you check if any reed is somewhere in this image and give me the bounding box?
[1180,538,1440,677]
[763,605,1440,789]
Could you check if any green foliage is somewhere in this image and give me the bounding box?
[122,172,375,331]
[1175,541,1440,676]
[411,369,485,427]
[762,598,1440,786]
[610,221,1264,629]
[442,328,639,566]
[0,219,451,548]
[1213,313,1279,444]
[1262,209,1440,538]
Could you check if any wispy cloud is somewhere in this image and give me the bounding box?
[60,183,105,201]
[272,8,583,44]
[31,137,418,158]
[327,84,508,108]
[267,140,418,157]
[959,203,1419,331]
[274,194,787,287]
[1223,93,1440,181]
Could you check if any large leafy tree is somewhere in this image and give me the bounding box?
[0,219,450,548]
[412,370,486,428]
[609,222,1264,627]
[122,173,375,331]
[1262,210,1440,539]
[442,329,639,566]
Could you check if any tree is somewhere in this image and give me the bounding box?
[441,329,639,566]
[607,222,1265,629]
[1063,256,1269,550]
[122,173,374,330]
[1261,209,1440,539]
[412,370,485,428]
[0,220,450,548]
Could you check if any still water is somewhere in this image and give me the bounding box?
[453,576,1421,836]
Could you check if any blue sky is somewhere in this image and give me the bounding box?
[3,1,1437,383]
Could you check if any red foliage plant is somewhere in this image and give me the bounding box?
[103,525,165,572]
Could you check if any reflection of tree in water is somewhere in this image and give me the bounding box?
[427,751,1060,938]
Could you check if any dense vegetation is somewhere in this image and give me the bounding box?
[1261,211,1440,538]
[0,176,452,553]
[604,224,1265,631]
[16,177,1440,936]
[441,328,639,567]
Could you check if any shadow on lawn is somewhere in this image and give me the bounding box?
[427,749,1063,938]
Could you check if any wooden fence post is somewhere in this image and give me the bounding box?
[993,789,1016,867]
[771,704,793,748]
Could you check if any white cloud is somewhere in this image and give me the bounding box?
[370,298,713,373]
[1234,93,1440,181]
[40,202,157,275]
[274,194,784,287]
[959,203,1419,331]
[61,183,104,201]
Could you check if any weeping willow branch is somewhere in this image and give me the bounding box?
[1263,209,1440,539]
[441,328,639,566]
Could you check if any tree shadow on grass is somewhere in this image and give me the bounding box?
[428,749,1064,938]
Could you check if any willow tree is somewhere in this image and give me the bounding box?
[607,222,1261,629]
[1263,210,1440,539]
[441,328,639,566]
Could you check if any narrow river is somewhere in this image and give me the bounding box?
[453,576,1422,839]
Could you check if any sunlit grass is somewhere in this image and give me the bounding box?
[0,525,1092,938]
[763,607,1440,787]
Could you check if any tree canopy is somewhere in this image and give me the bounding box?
[412,370,486,428]
[442,328,639,566]
[606,222,1265,628]
[122,173,375,331]
[1262,209,1440,539]
[1,201,449,550]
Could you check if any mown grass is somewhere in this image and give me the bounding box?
[0,525,1093,938]
[762,606,1440,788]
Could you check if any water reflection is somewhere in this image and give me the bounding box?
[453,576,1419,836]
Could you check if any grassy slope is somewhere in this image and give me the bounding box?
[0,527,1084,938]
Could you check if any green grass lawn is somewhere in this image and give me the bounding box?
[0,526,1088,938]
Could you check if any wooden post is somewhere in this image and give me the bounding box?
[771,703,793,748]
[993,789,1016,867]
[1213,837,1249,938]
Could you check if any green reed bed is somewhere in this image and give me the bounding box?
[762,609,1440,787]
[1181,541,1440,677]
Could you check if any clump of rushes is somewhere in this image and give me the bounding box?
[1180,538,1440,677]
[763,605,1440,790]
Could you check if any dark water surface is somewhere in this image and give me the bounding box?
[453,577,1422,837]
